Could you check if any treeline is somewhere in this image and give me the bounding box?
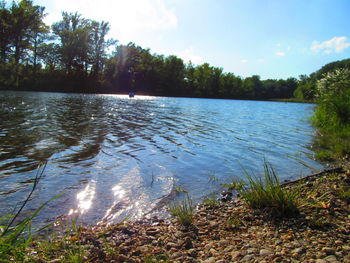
[1,0,298,99]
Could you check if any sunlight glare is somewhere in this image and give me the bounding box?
[44,0,177,44]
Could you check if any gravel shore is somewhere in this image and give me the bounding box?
[29,164,350,263]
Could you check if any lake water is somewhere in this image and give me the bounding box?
[0,91,323,225]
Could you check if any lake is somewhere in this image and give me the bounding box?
[0,91,323,225]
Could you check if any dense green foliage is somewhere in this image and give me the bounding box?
[312,68,350,159]
[294,58,350,101]
[0,0,298,99]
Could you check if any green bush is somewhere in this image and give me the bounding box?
[311,68,350,158]
[232,162,298,217]
[313,68,350,128]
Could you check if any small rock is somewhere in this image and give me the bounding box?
[198,230,207,235]
[335,251,342,257]
[218,239,229,247]
[260,248,273,256]
[285,242,296,249]
[334,240,343,245]
[242,254,254,262]
[187,249,197,257]
[204,242,215,250]
[224,245,234,252]
[231,251,242,260]
[117,255,127,262]
[202,257,216,263]
[275,240,283,245]
[146,227,158,236]
[315,260,328,263]
[166,242,178,250]
[209,248,217,255]
[316,252,327,259]
[322,247,336,255]
[139,246,149,253]
[292,247,306,254]
[209,220,219,227]
[324,255,338,262]
[247,248,258,254]
[170,252,183,259]
[343,245,350,251]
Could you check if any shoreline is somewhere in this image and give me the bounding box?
[27,162,350,263]
[0,88,313,104]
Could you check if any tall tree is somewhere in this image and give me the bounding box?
[0,1,11,63]
[4,0,47,85]
[52,12,91,75]
[89,21,116,77]
[29,6,49,76]
[161,55,185,96]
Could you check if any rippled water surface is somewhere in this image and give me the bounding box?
[0,91,323,224]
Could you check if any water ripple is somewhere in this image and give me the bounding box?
[0,91,323,225]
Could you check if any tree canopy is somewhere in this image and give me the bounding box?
[0,0,342,101]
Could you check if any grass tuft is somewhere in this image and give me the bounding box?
[226,215,243,229]
[202,195,219,207]
[169,196,194,226]
[232,162,299,217]
[0,161,61,262]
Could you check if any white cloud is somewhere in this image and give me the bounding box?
[43,0,177,43]
[175,47,203,64]
[311,36,350,54]
[275,51,285,56]
[240,59,248,63]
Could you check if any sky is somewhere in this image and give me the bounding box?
[28,0,350,79]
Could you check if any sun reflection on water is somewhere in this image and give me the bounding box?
[99,183,132,224]
[68,180,96,216]
[112,185,126,198]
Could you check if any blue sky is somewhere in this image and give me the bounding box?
[30,0,350,79]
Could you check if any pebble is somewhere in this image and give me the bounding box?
[247,248,258,254]
[26,167,350,263]
[231,251,242,260]
[334,240,343,245]
[322,247,336,255]
[204,242,215,250]
[260,248,273,256]
[242,254,254,262]
[202,257,216,263]
[209,248,217,255]
[324,255,338,262]
[292,247,306,254]
[166,242,178,249]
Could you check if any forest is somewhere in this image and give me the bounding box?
[0,0,300,99]
[1,0,350,101]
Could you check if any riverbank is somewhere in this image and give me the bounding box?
[25,162,350,263]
